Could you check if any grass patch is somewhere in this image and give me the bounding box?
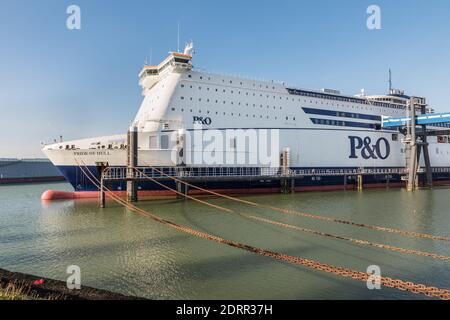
[0,282,40,300]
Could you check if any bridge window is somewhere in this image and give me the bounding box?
[160,135,169,149]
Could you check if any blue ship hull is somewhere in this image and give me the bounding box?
[56,165,450,193]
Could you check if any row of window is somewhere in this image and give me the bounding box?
[178,87,405,114]
[181,84,282,99]
[287,88,405,110]
[187,74,277,90]
[177,94,398,116]
[170,107,295,120]
[183,73,413,112]
[310,118,382,130]
[179,97,284,109]
[433,123,450,128]
[302,107,381,121]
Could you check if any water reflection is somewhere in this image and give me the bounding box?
[0,182,449,299]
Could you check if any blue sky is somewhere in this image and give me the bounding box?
[1,0,450,157]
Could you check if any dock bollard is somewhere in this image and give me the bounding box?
[127,125,138,202]
[357,175,363,191]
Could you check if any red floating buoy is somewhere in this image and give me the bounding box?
[41,190,74,200]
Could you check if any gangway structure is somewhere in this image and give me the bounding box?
[382,98,450,190]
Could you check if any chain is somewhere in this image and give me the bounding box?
[146,166,450,242]
[134,166,450,262]
[74,160,450,300]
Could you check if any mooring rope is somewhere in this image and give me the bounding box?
[130,165,450,262]
[72,159,450,300]
[143,165,450,242]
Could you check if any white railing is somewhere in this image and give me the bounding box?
[99,166,435,181]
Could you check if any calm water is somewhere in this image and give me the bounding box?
[0,182,449,299]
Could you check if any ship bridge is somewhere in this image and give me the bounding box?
[138,42,194,93]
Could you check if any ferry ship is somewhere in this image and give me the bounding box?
[42,43,450,195]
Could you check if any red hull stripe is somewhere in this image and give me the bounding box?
[41,180,450,201]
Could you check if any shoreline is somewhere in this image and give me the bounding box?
[0,268,146,300]
[0,177,65,185]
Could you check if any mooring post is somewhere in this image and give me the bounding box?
[407,98,418,192]
[280,148,291,194]
[100,176,105,208]
[176,181,182,199]
[175,180,189,199]
[176,181,185,199]
[420,105,433,188]
[357,175,363,191]
[127,125,138,202]
[183,182,189,198]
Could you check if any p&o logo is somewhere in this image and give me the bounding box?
[349,136,390,160]
[193,116,212,125]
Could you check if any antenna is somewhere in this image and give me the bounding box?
[177,21,180,53]
[388,68,392,93]
[150,47,152,65]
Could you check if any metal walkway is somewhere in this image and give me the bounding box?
[381,97,450,190]
[382,112,450,128]
[101,166,416,182]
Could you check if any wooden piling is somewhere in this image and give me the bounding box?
[127,126,138,203]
